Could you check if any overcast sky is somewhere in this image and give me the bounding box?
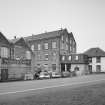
[0,0,105,53]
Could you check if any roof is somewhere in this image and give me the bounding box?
[12,37,33,52]
[24,28,68,41]
[84,47,105,57]
[0,32,10,45]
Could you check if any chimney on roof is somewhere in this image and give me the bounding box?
[14,36,16,39]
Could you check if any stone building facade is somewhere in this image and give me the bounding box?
[25,28,76,73]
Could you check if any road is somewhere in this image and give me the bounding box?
[0,74,105,103]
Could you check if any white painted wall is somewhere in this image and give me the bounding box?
[89,57,105,72]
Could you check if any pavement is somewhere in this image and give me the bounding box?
[0,74,105,103]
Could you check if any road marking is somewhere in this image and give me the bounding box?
[0,78,105,96]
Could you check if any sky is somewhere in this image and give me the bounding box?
[0,0,105,53]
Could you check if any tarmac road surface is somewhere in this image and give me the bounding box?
[0,74,105,103]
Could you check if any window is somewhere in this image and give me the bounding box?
[96,65,101,72]
[96,57,101,63]
[73,47,76,53]
[88,57,92,63]
[1,47,9,58]
[52,64,56,71]
[75,55,78,60]
[45,54,48,60]
[68,56,71,61]
[37,54,41,60]
[70,38,72,44]
[52,41,57,49]
[61,35,63,41]
[38,44,41,50]
[70,46,72,52]
[62,56,65,61]
[61,43,64,49]
[44,43,48,50]
[66,37,68,42]
[26,51,31,59]
[10,48,14,59]
[66,44,68,50]
[31,45,34,51]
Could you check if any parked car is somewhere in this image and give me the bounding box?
[24,72,34,80]
[62,71,70,78]
[39,72,50,79]
[51,72,61,78]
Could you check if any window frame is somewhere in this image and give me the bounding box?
[45,54,49,60]
[44,43,48,50]
[52,41,57,49]
[38,44,41,50]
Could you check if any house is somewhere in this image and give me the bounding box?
[84,47,105,73]
[8,37,33,80]
[0,32,33,81]
[25,28,76,73]
[60,54,89,76]
[0,32,11,81]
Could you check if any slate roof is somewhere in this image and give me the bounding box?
[11,37,33,52]
[24,28,68,41]
[84,47,105,57]
[0,32,10,45]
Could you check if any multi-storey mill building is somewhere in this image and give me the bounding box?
[25,28,76,73]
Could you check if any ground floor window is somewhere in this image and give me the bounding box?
[52,64,56,71]
[96,65,101,72]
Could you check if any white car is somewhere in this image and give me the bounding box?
[39,72,50,79]
[52,72,61,78]
[24,73,34,80]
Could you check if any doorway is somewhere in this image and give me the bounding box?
[61,63,71,72]
[1,69,8,81]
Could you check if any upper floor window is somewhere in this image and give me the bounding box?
[66,37,68,42]
[73,47,76,53]
[37,54,41,60]
[52,41,57,49]
[66,44,68,50]
[62,56,65,61]
[70,38,72,44]
[26,51,31,59]
[88,57,92,63]
[70,46,72,52]
[68,56,71,61]
[61,35,64,41]
[96,57,101,63]
[1,47,9,58]
[31,45,34,51]
[75,55,79,60]
[44,43,48,50]
[10,48,14,59]
[38,44,41,50]
[45,54,48,60]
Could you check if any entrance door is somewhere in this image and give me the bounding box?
[88,65,92,74]
[1,69,8,81]
[61,63,65,72]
